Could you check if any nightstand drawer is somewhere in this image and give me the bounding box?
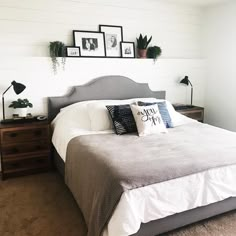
[0,121,51,180]
[174,106,204,122]
[3,155,50,172]
[1,127,48,144]
[181,110,203,121]
[1,140,50,157]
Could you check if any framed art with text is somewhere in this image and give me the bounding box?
[66,46,81,57]
[73,30,106,57]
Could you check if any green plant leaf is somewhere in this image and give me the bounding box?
[147,36,152,48]
[8,98,33,108]
[147,45,162,60]
[139,34,142,41]
[137,34,152,49]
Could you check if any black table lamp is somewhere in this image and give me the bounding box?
[180,76,193,106]
[2,80,26,122]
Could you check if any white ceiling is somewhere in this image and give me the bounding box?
[164,0,230,7]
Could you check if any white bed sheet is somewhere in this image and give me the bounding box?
[52,120,236,236]
[103,164,236,236]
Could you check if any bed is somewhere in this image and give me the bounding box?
[48,75,236,236]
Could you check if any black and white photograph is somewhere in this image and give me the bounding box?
[82,38,98,51]
[99,25,123,57]
[66,46,80,57]
[120,42,135,58]
[73,30,106,57]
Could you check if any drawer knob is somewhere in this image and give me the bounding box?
[10,133,18,138]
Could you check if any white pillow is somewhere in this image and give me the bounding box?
[130,104,167,136]
[88,98,160,131]
[53,98,159,132]
[52,98,195,133]
[163,101,197,126]
[52,101,91,130]
[87,100,132,131]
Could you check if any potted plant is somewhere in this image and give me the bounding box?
[9,98,33,117]
[136,34,152,58]
[49,41,66,74]
[147,46,162,62]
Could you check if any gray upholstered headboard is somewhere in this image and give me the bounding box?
[48,75,166,121]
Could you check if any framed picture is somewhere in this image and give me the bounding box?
[120,42,135,58]
[66,46,80,57]
[99,25,123,58]
[73,30,106,57]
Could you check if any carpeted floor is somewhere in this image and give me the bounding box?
[0,172,236,236]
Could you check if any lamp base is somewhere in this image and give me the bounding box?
[1,117,37,124]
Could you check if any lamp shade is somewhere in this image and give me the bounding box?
[180,76,190,86]
[11,80,26,95]
[1,80,26,122]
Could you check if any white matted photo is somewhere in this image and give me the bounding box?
[73,30,106,57]
[120,42,135,58]
[66,47,80,57]
[99,25,123,58]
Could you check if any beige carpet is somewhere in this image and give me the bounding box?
[0,172,236,236]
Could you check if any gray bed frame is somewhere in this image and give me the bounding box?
[48,75,236,236]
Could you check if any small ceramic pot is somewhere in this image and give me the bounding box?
[13,108,28,117]
[138,49,147,58]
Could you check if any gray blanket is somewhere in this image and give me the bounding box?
[65,122,236,236]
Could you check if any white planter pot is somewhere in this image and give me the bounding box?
[13,108,28,117]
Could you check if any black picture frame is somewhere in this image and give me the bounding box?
[120,42,135,58]
[99,25,123,58]
[73,30,106,58]
[65,46,81,57]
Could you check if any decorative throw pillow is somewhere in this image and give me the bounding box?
[106,105,137,135]
[137,101,173,128]
[130,104,167,136]
[87,99,134,131]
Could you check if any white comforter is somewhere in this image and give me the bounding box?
[52,114,236,236]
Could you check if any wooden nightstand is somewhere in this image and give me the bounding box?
[0,121,51,180]
[173,105,204,122]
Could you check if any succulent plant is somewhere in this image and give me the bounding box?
[49,41,66,74]
[9,99,33,108]
[136,34,152,49]
[147,46,162,61]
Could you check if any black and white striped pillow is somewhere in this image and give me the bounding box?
[106,105,137,135]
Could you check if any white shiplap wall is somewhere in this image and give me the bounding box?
[0,57,206,118]
[0,0,206,119]
[0,0,203,58]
